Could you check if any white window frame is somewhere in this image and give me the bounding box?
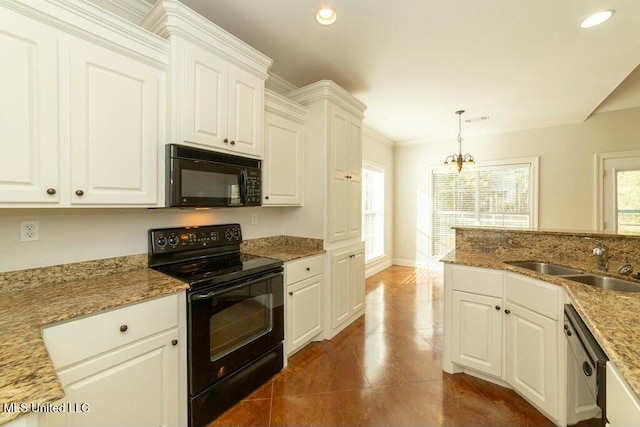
[595,150,640,231]
[362,161,385,263]
[428,157,539,256]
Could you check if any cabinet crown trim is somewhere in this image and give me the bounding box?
[2,0,170,67]
[141,0,273,79]
[287,80,367,119]
[266,89,307,123]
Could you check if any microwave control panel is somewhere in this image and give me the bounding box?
[245,169,261,205]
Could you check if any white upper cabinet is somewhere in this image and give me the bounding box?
[0,9,60,204]
[329,104,362,242]
[0,0,168,207]
[182,43,229,149]
[263,90,306,206]
[68,39,162,205]
[287,81,367,245]
[141,0,272,159]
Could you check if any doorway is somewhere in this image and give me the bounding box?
[597,151,640,233]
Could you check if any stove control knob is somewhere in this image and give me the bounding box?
[224,229,233,240]
[168,235,179,246]
[157,237,167,247]
[233,227,241,239]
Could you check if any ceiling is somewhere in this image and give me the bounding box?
[179,0,640,143]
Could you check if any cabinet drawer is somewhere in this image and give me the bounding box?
[451,265,504,298]
[286,254,324,285]
[43,293,179,368]
[506,273,560,320]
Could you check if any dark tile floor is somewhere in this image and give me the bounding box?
[210,265,555,426]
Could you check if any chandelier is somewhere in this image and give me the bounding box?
[444,110,475,173]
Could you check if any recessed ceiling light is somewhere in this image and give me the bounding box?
[316,8,337,25]
[580,10,615,28]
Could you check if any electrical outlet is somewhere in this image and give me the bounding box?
[251,214,258,225]
[20,221,39,242]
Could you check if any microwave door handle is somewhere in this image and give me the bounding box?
[240,170,247,204]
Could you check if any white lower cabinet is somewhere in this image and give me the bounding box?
[444,264,562,424]
[285,254,324,355]
[606,362,640,426]
[505,301,558,418]
[330,242,365,336]
[40,292,187,427]
[451,290,503,378]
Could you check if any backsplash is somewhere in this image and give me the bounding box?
[454,227,640,275]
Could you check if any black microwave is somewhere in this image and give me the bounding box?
[166,144,262,208]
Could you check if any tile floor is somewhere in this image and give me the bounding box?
[209,265,556,426]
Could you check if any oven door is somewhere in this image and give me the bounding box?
[188,269,284,395]
[168,157,247,208]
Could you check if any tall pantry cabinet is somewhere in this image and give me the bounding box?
[286,81,367,338]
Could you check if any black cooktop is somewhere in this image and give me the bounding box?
[148,224,282,290]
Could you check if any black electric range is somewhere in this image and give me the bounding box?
[148,224,284,427]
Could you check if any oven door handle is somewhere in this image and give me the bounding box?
[191,271,282,301]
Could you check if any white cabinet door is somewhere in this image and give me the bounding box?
[183,43,229,150]
[43,330,180,427]
[350,250,365,313]
[263,111,303,205]
[0,11,59,204]
[506,302,558,419]
[330,245,365,332]
[346,119,362,239]
[287,274,323,355]
[607,362,640,426]
[331,252,350,328]
[68,39,161,205]
[329,107,349,242]
[451,290,503,378]
[228,66,263,157]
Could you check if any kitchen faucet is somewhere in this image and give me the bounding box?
[584,237,609,271]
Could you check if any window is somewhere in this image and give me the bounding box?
[362,164,385,262]
[616,170,640,234]
[432,159,538,255]
[599,152,640,233]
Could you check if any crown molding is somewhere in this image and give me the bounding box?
[363,126,395,147]
[265,89,306,123]
[140,0,273,79]
[266,73,298,95]
[287,80,367,119]
[1,0,168,68]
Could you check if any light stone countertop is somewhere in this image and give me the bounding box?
[0,235,323,425]
[441,248,640,405]
[241,235,325,262]
[0,259,188,425]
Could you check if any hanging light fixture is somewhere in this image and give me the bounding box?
[443,109,475,173]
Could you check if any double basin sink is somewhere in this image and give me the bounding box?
[506,261,640,292]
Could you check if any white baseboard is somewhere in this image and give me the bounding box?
[393,257,444,270]
[365,257,393,278]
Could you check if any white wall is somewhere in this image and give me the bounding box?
[393,106,640,265]
[362,126,395,276]
[0,207,285,272]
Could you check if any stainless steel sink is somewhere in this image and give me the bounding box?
[563,275,640,292]
[505,261,585,276]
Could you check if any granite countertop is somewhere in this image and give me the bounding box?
[0,257,188,425]
[241,235,325,262]
[442,249,640,404]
